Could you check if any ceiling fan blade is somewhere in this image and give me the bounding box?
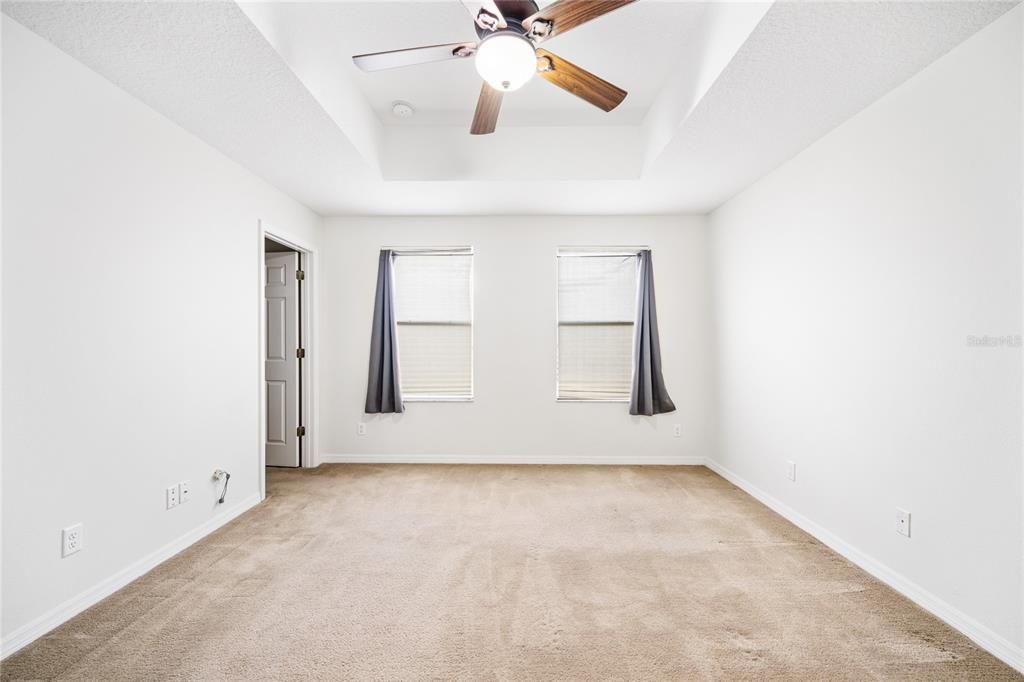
[470,83,503,135]
[535,49,627,112]
[522,0,637,43]
[352,42,476,72]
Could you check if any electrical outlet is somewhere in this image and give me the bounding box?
[896,508,911,538]
[786,460,796,482]
[166,485,179,509]
[357,423,367,436]
[673,424,681,438]
[62,524,83,557]
[179,480,192,504]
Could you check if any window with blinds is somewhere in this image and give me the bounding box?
[393,249,473,400]
[557,250,638,400]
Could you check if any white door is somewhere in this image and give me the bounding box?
[265,251,301,467]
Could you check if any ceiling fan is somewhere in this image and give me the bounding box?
[352,0,637,135]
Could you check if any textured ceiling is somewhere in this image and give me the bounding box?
[1,0,372,212]
[3,0,1018,215]
[647,0,1023,207]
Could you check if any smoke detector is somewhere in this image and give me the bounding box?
[391,101,415,118]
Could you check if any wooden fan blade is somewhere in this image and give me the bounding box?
[352,42,476,72]
[522,0,636,43]
[470,83,503,135]
[535,49,627,112]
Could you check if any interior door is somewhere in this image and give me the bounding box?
[265,251,301,467]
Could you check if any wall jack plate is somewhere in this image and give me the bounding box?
[896,508,911,538]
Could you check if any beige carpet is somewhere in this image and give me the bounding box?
[2,465,1019,680]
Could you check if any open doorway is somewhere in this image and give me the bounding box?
[259,223,317,494]
[264,237,304,467]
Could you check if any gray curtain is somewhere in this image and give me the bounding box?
[365,250,404,413]
[630,250,676,416]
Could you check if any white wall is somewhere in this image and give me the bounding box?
[709,6,1022,667]
[1,17,320,650]
[5,0,1019,669]
[319,216,713,463]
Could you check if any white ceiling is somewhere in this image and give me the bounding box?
[329,1,707,127]
[3,0,1018,216]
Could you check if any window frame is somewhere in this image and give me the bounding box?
[391,246,475,403]
[554,247,643,403]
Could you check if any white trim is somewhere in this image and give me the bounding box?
[387,246,473,256]
[321,453,707,466]
[555,398,631,403]
[259,221,320,475]
[256,225,267,495]
[703,459,1024,673]
[402,396,474,403]
[0,493,261,660]
[556,245,648,257]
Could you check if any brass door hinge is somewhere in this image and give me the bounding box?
[297,425,306,437]
[295,270,305,281]
[296,348,306,359]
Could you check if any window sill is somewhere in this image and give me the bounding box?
[556,398,630,403]
[403,396,474,403]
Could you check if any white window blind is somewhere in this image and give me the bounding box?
[393,250,473,399]
[557,251,638,400]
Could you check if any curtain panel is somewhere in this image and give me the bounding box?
[630,249,676,416]
[364,249,404,413]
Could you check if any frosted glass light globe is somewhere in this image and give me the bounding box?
[475,33,536,92]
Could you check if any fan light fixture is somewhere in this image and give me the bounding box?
[352,0,636,134]
[475,33,536,91]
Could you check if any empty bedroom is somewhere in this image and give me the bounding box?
[1,0,1022,679]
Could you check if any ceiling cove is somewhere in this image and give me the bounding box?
[3,0,1017,215]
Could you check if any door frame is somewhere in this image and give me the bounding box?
[258,220,319,500]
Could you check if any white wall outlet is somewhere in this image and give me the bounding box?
[61,523,83,557]
[179,480,192,504]
[786,460,796,482]
[673,424,681,438]
[896,508,911,537]
[166,485,179,509]
[357,423,367,436]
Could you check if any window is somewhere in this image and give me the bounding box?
[393,248,473,400]
[557,249,638,401]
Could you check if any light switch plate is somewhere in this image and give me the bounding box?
[786,460,796,482]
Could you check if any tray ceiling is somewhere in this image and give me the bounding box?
[3,0,1017,214]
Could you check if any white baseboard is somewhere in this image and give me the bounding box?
[703,459,1024,673]
[321,453,708,466]
[0,492,262,660]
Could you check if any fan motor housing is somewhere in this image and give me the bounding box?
[474,0,539,39]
